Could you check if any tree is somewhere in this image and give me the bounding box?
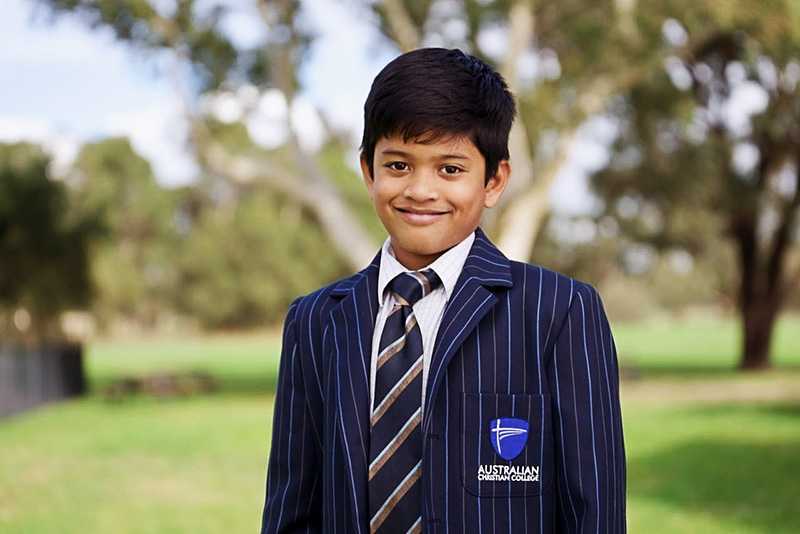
[0,142,104,341]
[37,0,679,268]
[67,137,180,330]
[35,0,382,271]
[590,1,800,369]
[171,178,351,328]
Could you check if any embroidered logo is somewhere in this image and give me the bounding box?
[488,417,529,461]
[477,464,539,482]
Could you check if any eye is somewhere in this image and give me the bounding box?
[384,161,408,172]
[442,165,464,175]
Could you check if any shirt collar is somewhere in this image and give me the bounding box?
[377,229,476,306]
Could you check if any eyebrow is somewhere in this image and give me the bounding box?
[379,149,471,160]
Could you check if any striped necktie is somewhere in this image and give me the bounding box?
[368,268,442,534]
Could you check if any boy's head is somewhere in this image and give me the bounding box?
[358,47,516,270]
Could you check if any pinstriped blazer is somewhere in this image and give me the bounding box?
[260,225,626,533]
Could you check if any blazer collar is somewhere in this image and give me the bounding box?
[375,229,475,306]
[330,225,512,297]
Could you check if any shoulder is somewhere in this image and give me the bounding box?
[287,266,376,333]
[508,260,598,306]
[507,262,610,357]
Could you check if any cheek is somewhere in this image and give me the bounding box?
[373,181,396,204]
[448,183,485,212]
[372,180,402,215]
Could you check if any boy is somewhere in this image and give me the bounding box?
[261,47,626,533]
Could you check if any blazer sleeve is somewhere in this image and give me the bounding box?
[260,296,323,533]
[546,282,627,533]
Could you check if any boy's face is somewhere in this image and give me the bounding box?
[360,132,510,271]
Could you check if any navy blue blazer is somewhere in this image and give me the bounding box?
[261,225,626,533]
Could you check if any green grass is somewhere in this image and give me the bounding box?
[624,402,800,533]
[1,314,799,532]
[615,312,800,377]
[0,395,275,533]
[85,332,284,394]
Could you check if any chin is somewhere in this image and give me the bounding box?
[398,232,449,253]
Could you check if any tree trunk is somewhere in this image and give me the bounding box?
[738,299,778,370]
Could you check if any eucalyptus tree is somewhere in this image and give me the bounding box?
[591,1,800,369]
[35,0,380,271]
[37,0,679,268]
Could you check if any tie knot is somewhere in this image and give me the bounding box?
[388,268,442,307]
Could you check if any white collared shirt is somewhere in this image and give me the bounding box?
[370,229,476,417]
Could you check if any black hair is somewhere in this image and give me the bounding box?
[359,47,516,185]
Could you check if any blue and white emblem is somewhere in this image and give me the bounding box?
[489,417,529,461]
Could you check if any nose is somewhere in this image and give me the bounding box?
[403,169,439,201]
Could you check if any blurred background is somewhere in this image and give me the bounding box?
[1,0,798,532]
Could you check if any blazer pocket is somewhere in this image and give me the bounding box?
[459,392,554,498]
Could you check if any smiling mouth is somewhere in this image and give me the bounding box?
[394,207,451,226]
[395,208,450,215]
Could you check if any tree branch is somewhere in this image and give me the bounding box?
[197,135,378,270]
[490,0,535,230]
[767,147,800,300]
[381,0,420,52]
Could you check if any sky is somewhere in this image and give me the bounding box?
[1,0,606,216]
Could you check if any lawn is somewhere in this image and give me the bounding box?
[1,314,798,533]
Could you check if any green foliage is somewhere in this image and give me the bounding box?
[64,136,354,331]
[172,182,350,329]
[592,0,800,232]
[587,1,800,356]
[69,138,180,330]
[0,142,104,338]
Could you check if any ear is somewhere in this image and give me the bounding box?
[360,154,374,198]
[484,159,511,208]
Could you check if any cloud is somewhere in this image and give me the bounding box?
[0,116,51,141]
[104,98,199,187]
[0,0,198,186]
[0,0,120,65]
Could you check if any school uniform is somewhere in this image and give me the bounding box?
[260,225,626,533]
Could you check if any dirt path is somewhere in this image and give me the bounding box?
[620,374,800,405]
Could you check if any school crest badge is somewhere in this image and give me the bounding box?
[488,417,529,461]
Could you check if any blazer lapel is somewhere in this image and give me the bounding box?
[328,248,381,531]
[422,225,513,435]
